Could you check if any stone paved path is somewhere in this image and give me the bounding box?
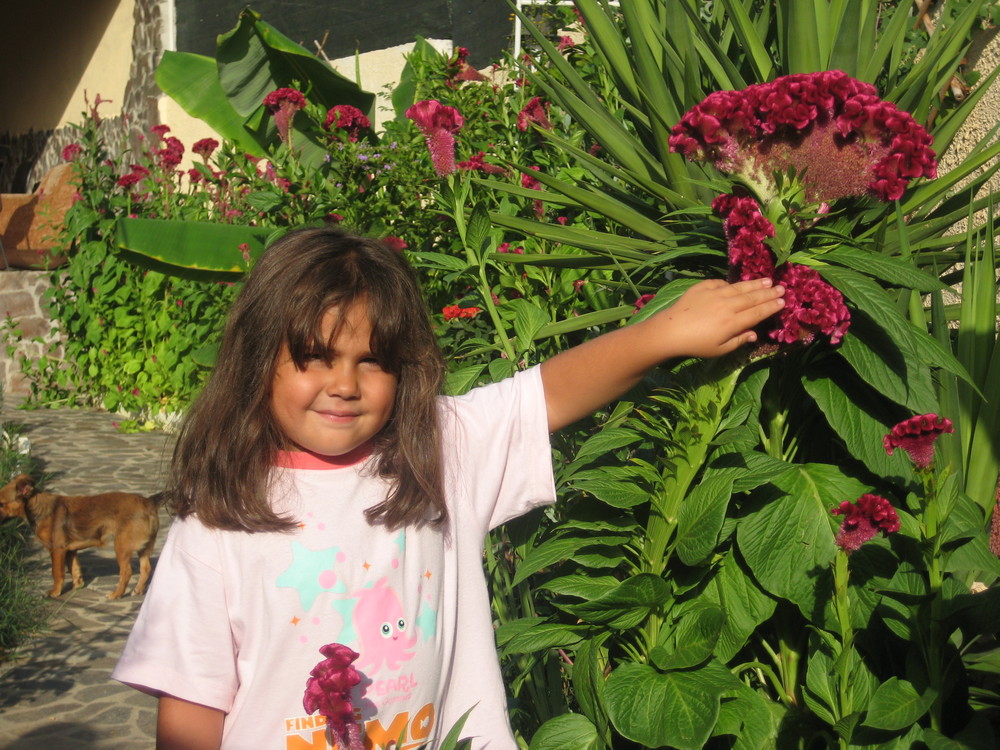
[0,404,175,749]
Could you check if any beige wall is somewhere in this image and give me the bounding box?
[0,0,134,134]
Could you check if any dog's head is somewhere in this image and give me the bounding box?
[0,474,36,519]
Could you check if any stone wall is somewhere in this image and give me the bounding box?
[0,272,60,401]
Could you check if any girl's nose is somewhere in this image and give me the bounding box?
[326,362,359,398]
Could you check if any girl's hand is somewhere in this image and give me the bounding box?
[647,277,785,360]
[542,277,785,432]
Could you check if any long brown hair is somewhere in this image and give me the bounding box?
[169,227,447,532]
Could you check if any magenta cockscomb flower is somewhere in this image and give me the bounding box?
[457,150,508,176]
[406,100,464,177]
[156,137,185,171]
[772,263,851,345]
[324,105,371,142]
[712,193,850,345]
[669,70,936,203]
[831,494,900,553]
[263,87,307,145]
[303,643,364,750]
[192,138,219,160]
[883,413,954,469]
[117,164,150,189]
[518,97,553,131]
[711,193,776,282]
[61,143,82,161]
[447,46,488,82]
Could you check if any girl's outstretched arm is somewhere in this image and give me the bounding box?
[541,277,785,432]
[157,695,225,750]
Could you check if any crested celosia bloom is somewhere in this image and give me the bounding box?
[192,138,219,159]
[883,413,954,469]
[711,193,776,282]
[263,87,307,144]
[61,143,82,161]
[447,46,487,82]
[324,105,371,142]
[303,643,364,750]
[518,97,553,131]
[117,164,150,189]
[406,100,464,177]
[831,494,900,553]
[156,137,185,171]
[772,263,850,345]
[457,150,508,176]
[669,70,936,203]
[521,166,544,218]
[711,193,850,345]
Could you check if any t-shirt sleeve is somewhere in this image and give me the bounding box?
[444,364,556,530]
[111,517,239,713]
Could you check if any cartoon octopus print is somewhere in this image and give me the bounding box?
[352,577,417,675]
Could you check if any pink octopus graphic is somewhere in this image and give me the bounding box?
[352,578,417,675]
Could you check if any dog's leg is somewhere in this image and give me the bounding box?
[131,511,159,596]
[49,546,66,598]
[109,537,133,599]
[68,550,84,589]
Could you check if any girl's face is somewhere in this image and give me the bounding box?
[270,303,397,458]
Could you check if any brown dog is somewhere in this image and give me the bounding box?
[0,474,160,599]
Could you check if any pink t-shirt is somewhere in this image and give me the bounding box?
[112,367,555,749]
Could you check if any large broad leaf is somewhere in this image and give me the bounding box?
[737,463,868,619]
[604,662,724,749]
[801,365,916,484]
[155,51,264,155]
[528,714,601,750]
[217,9,375,118]
[560,574,670,630]
[703,548,777,662]
[117,218,273,279]
[862,677,933,731]
[675,471,735,565]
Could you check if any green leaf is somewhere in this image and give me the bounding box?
[117,219,271,280]
[863,677,933,730]
[444,364,485,396]
[570,477,650,508]
[497,619,585,655]
[561,574,670,630]
[604,662,722,749]
[822,245,948,292]
[801,367,915,483]
[654,604,724,670]
[155,51,263,154]
[737,463,866,617]
[676,472,734,565]
[703,548,777,662]
[528,714,601,750]
[509,299,549,354]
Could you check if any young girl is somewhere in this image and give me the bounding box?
[113,227,784,750]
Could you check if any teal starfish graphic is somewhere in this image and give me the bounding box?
[275,542,346,610]
[415,599,438,642]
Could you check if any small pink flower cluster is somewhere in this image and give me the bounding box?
[406,100,464,177]
[324,105,371,142]
[712,195,850,345]
[303,644,364,750]
[883,413,953,469]
[443,304,482,321]
[711,194,776,281]
[192,138,219,160]
[457,150,508,176]
[117,164,151,189]
[61,143,82,162]
[518,97,553,131]
[263,88,307,144]
[669,70,936,202]
[831,493,900,553]
[447,46,487,82]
